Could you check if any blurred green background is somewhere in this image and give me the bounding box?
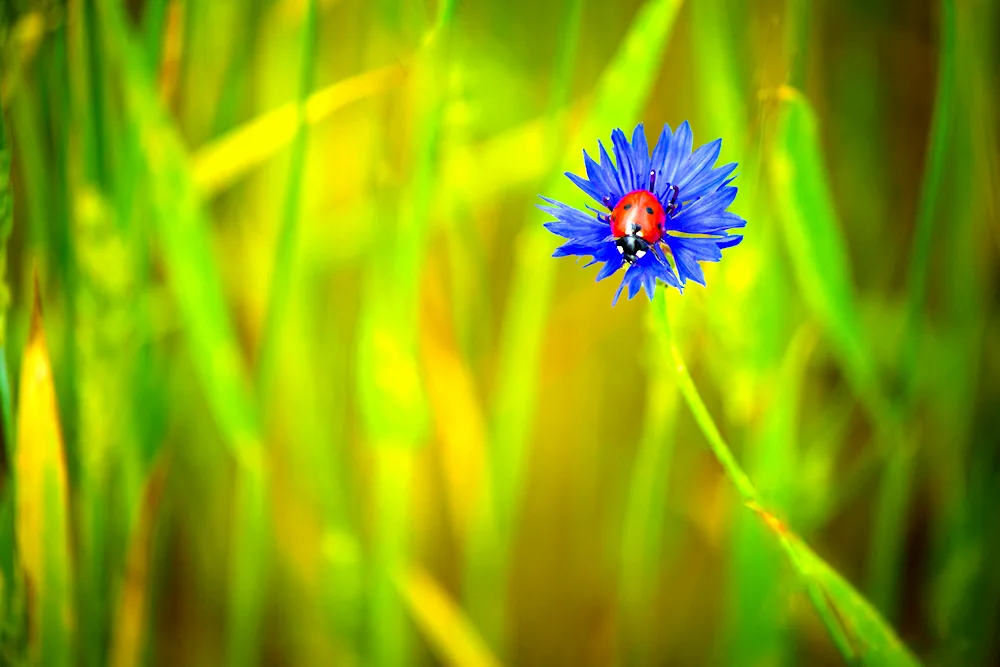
[0,0,998,665]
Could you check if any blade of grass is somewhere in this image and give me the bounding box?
[617,311,679,663]
[691,0,748,146]
[768,86,883,419]
[95,0,262,478]
[94,5,271,667]
[654,295,920,666]
[729,326,816,667]
[898,0,956,401]
[0,108,13,416]
[190,64,403,199]
[400,566,502,667]
[356,4,455,665]
[15,282,73,667]
[254,0,318,399]
[109,456,170,667]
[207,0,265,137]
[868,0,956,620]
[0,105,17,649]
[141,0,170,67]
[467,0,685,651]
[491,0,686,534]
[783,0,811,89]
[927,3,998,662]
[422,335,491,547]
[688,3,796,662]
[544,0,583,153]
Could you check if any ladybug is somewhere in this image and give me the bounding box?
[609,190,666,264]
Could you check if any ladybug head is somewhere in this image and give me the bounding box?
[615,234,650,265]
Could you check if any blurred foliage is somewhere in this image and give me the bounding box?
[0,0,998,665]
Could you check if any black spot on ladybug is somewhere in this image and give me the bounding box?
[623,204,632,210]
[646,206,654,215]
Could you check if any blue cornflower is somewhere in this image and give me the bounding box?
[540,122,746,305]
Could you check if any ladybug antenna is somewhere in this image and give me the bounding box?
[664,184,680,215]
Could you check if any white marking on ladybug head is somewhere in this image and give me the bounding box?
[636,249,647,259]
[636,230,644,238]
[616,245,624,255]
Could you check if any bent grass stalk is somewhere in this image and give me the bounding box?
[868,0,956,621]
[654,294,920,667]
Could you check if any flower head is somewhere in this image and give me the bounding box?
[540,122,746,305]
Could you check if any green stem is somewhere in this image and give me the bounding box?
[654,296,758,504]
[653,293,861,665]
[255,0,319,397]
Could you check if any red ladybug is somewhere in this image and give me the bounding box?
[610,190,666,264]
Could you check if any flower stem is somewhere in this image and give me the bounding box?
[653,293,864,665]
[654,294,759,504]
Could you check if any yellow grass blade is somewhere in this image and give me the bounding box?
[191,65,403,198]
[422,336,492,544]
[110,455,170,667]
[401,566,502,667]
[15,280,73,666]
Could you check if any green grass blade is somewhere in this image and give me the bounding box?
[768,88,881,415]
[729,328,815,667]
[691,0,748,145]
[783,0,811,89]
[356,4,455,664]
[925,3,998,663]
[227,463,268,667]
[617,310,679,662]
[140,0,170,67]
[95,0,261,464]
[470,0,684,648]
[898,0,956,399]
[0,103,17,652]
[0,103,13,347]
[757,513,922,667]
[94,4,270,666]
[868,0,956,620]
[654,295,920,666]
[254,0,318,399]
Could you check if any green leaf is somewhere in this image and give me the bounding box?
[656,297,920,666]
[769,88,879,409]
[750,503,921,667]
